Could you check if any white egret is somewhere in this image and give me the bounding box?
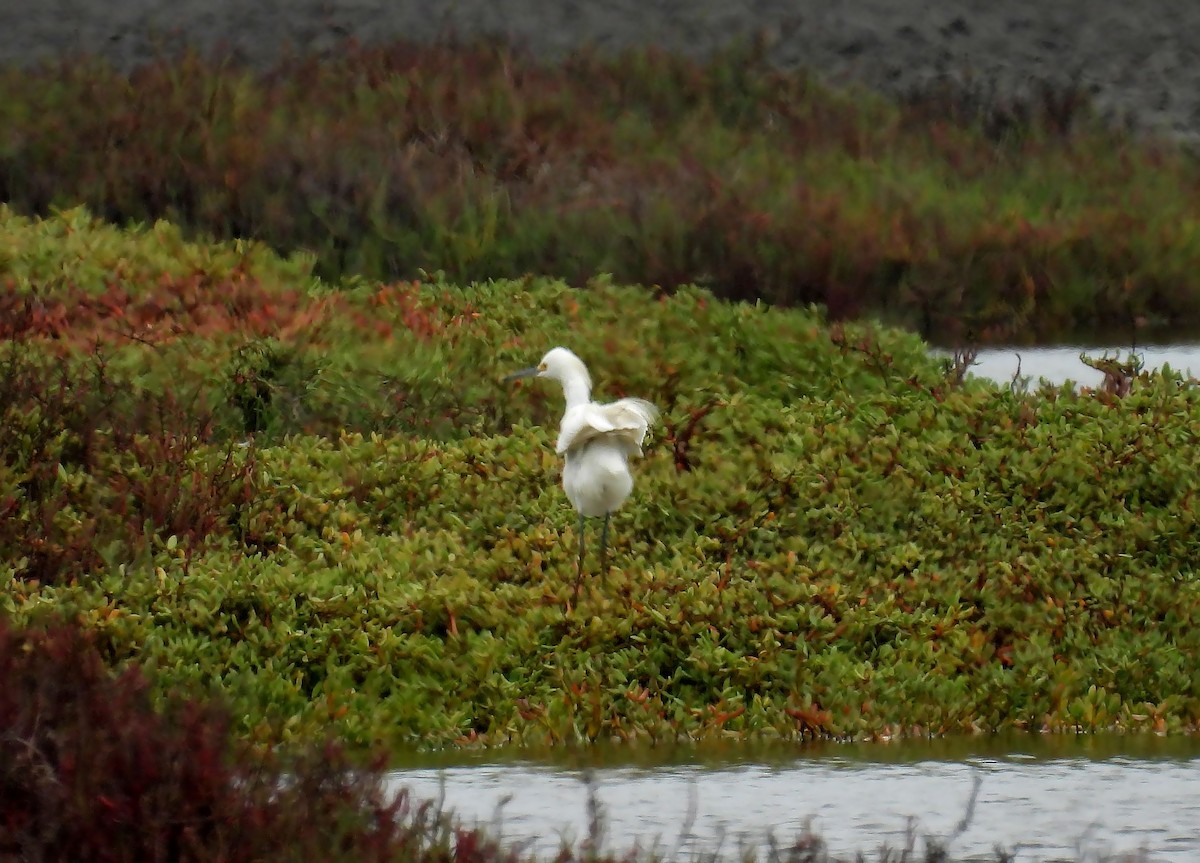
[505,346,659,602]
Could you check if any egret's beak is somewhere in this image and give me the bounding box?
[504,366,540,383]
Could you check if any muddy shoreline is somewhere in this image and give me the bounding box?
[5,1,1200,141]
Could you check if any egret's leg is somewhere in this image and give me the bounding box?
[572,512,587,602]
[599,512,611,578]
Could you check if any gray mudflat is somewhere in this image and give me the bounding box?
[3,1,1198,141]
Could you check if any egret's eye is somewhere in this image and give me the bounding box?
[538,363,547,372]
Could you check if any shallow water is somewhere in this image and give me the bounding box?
[386,736,1200,862]
[940,343,1200,390]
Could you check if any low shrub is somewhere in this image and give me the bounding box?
[0,344,258,585]
[0,39,1196,341]
[0,616,431,862]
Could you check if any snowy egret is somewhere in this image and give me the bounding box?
[505,347,659,602]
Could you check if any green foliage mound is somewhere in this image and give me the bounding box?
[3,208,1200,750]
[2,38,1200,342]
[0,205,936,439]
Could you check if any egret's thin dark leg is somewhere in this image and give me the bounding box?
[599,512,611,579]
[572,512,587,602]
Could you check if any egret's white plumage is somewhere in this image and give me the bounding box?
[505,346,659,602]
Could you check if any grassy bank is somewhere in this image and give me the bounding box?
[2,38,1199,343]
[3,207,1200,752]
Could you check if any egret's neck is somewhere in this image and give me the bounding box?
[560,372,591,410]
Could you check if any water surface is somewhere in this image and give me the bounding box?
[386,736,1200,862]
[943,343,1200,390]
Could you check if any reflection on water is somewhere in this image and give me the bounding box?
[386,737,1200,862]
[936,343,1200,389]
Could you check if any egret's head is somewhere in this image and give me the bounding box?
[504,346,591,389]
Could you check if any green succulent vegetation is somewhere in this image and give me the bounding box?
[2,37,1200,343]
[3,205,1200,754]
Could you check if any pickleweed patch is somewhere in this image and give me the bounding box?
[3,209,1200,752]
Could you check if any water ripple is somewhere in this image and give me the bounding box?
[387,755,1200,861]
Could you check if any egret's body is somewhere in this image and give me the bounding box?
[562,440,634,519]
[505,347,658,601]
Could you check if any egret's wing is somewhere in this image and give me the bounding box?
[556,398,659,456]
[604,398,660,448]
